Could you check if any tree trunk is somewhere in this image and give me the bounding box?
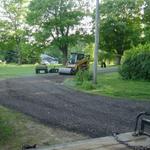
[16,43,21,65]
[62,50,68,65]
[16,36,22,65]
[60,45,68,65]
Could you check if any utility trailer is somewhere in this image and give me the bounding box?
[35,64,48,74]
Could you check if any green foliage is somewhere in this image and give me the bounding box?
[44,45,62,62]
[0,0,29,64]
[98,50,115,63]
[143,0,150,43]
[99,0,143,64]
[75,70,92,83]
[84,43,94,61]
[0,43,41,64]
[81,81,95,90]
[27,0,86,63]
[20,43,41,64]
[120,43,150,80]
[2,49,18,63]
[75,70,94,90]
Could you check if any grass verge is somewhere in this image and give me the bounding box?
[64,73,150,101]
[0,106,87,150]
[0,64,62,79]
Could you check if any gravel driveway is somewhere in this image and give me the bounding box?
[0,74,149,138]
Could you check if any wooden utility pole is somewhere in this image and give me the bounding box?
[93,0,100,84]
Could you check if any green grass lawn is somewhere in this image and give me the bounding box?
[0,64,35,79]
[0,64,63,79]
[65,73,150,101]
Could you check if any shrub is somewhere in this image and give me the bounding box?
[75,70,92,83]
[81,81,95,90]
[75,70,94,89]
[119,43,150,80]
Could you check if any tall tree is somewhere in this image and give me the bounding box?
[27,0,86,64]
[0,20,17,62]
[0,0,28,64]
[143,0,150,42]
[99,0,143,64]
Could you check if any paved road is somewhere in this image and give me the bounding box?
[98,66,118,73]
[0,74,149,138]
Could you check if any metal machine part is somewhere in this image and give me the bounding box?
[133,112,150,137]
[113,112,150,150]
[22,144,36,150]
[49,68,59,73]
[59,68,73,75]
[113,132,150,150]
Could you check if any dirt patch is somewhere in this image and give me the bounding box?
[0,106,87,150]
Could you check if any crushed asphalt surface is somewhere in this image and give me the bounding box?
[0,74,149,138]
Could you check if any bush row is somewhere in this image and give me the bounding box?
[119,43,150,80]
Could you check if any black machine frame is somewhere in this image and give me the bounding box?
[133,112,150,137]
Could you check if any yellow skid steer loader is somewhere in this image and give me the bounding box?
[59,53,90,75]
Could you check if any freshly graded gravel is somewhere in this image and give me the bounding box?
[0,74,149,138]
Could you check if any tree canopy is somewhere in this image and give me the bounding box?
[27,0,88,63]
[0,0,149,65]
[0,0,29,63]
[143,0,150,42]
[99,0,144,64]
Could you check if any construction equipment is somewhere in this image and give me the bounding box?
[59,53,90,75]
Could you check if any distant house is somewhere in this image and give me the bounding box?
[40,54,59,64]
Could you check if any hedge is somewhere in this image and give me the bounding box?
[119,43,150,80]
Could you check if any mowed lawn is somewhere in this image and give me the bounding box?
[95,73,150,100]
[0,64,35,79]
[65,73,150,101]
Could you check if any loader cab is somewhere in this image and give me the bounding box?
[69,53,84,64]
